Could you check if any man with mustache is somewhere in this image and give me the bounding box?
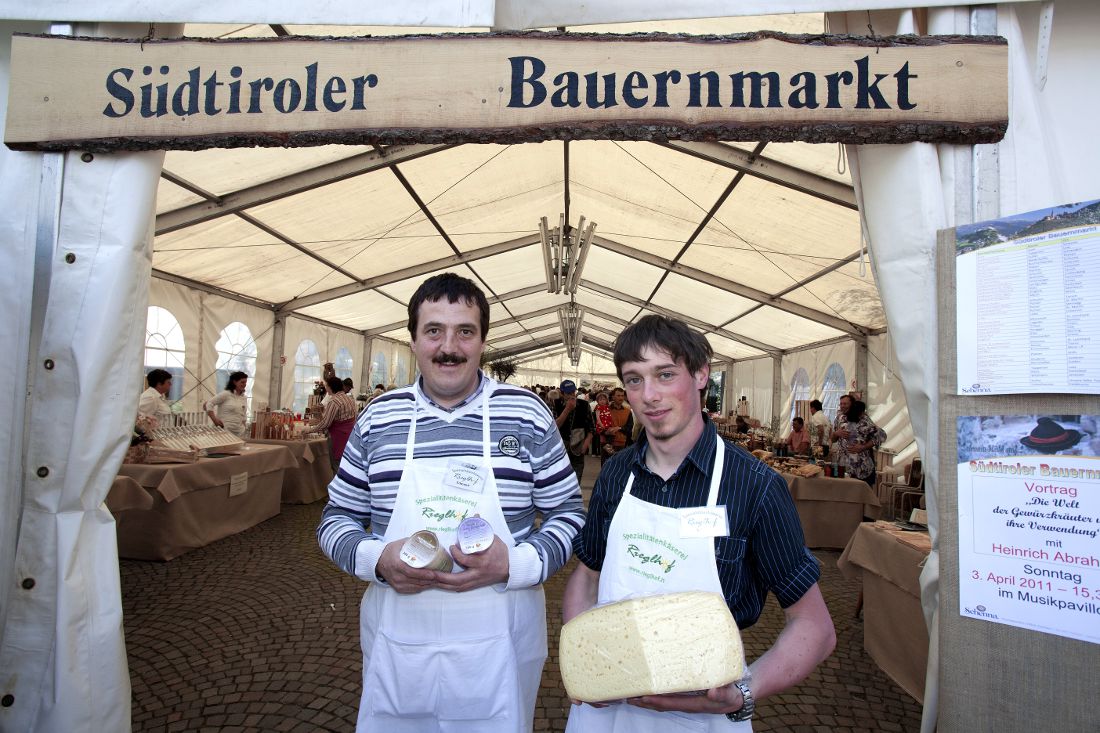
[318,272,584,732]
[563,315,834,731]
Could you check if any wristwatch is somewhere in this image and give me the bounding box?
[725,681,754,722]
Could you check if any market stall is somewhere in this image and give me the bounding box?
[838,520,931,702]
[110,443,296,561]
[248,436,334,504]
[781,472,880,549]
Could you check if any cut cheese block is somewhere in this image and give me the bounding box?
[559,591,744,702]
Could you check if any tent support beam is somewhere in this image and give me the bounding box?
[269,316,285,410]
[276,234,541,313]
[363,283,548,337]
[658,140,858,210]
[584,311,735,361]
[590,237,865,340]
[156,144,453,235]
[578,279,779,356]
[152,268,274,311]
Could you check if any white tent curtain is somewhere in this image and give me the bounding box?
[0,21,181,732]
[729,356,775,422]
[867,333,917,464]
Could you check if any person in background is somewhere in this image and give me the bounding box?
[205,371,248,438]
[137,368,173,426]
[304,375,359,465]
[787,416,811,456]
[808,399,830,459]
[553,379,594,481]
[831,394,854,470]
[834,399,883,488]
[734,415,750,434]
[343,377,354,394]
[563,314,835,731]
[592,391,613,455]
[317,272,584,732]
[602,387,633,462]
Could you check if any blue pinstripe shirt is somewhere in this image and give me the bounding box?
[574,417,820,629]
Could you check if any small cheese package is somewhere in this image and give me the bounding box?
[559,591,745,702]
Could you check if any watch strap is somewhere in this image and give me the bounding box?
[725,680,754,722]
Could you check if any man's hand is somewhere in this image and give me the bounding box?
[375,538,440,594]
[627,681,744,715]
[433,535,510,592]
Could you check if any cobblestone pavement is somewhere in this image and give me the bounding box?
[121,459,924,732]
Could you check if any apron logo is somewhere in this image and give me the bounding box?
[498,435,520,456]
[420,506,470,523]
[626,543,677,574]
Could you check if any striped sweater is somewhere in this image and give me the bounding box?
[317,373,585,589]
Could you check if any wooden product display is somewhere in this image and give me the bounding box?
[146,425,246,455]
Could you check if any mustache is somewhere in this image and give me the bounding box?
[433,353,468,365]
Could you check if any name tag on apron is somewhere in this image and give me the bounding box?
[679,506,728,538]
[443,459,487,494]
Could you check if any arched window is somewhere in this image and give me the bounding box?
[369,350,388,390]
[215,321,257,413]
[394,352,410,387]
[335,347,354,381]
[293,339,321,414]
[789,367,811,425]
[822,362,847,420]
[706,371,724,414]
[145,306,185,402]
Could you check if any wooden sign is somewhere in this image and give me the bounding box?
[4,31,1007,151]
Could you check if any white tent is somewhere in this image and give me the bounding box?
[3,1,1098,732]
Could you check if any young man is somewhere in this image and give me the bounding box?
[563,314,835,731]
[317,272,584,733]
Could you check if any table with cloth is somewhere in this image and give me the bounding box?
[838,520,931,702]
[247,436,334,503]
[781,472,881,549]
[109,443,296,561]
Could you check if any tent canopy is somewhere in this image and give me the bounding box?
[151,15,883,374]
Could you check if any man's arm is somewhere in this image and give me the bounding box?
[631,583,835,715]
[562,563,600,623]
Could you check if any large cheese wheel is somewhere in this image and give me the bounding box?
[559,591,744,702]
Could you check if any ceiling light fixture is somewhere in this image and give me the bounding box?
[540,214,596,295]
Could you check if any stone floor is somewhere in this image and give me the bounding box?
[120,458,924,732]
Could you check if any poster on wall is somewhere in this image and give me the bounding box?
[957,414,1100,643]
[955,199,1100,395]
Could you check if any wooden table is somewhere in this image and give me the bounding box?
[110,443,296,561]
[248,436,334,504]
[781,473,881,549]
[838,520,931,702]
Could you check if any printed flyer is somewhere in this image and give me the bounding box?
[957,414,1100,643]
[955,199,1100,396]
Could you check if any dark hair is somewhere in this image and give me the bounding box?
[809,399,823,411]
[147,369,172,388]
[342,378,354,389]
[613,315,712,379]
[225,371,248,390]
[375,384,385,391]
[846,399,867,421]
[407,272,490,341]
[792,417,805,427]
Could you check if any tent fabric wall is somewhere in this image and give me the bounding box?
[780,341,856,435]
[866,333,917,465]
[0,22,178,733]
[729,357,775,423]
[147,278,277,414]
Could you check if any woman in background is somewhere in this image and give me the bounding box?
[205,371,249,438]
[304,376,358,466]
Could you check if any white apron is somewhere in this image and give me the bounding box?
[566,434,751,733]
[357,385,547,733]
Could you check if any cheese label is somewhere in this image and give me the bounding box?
[443,458,486,493]
[679,506,729,538]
